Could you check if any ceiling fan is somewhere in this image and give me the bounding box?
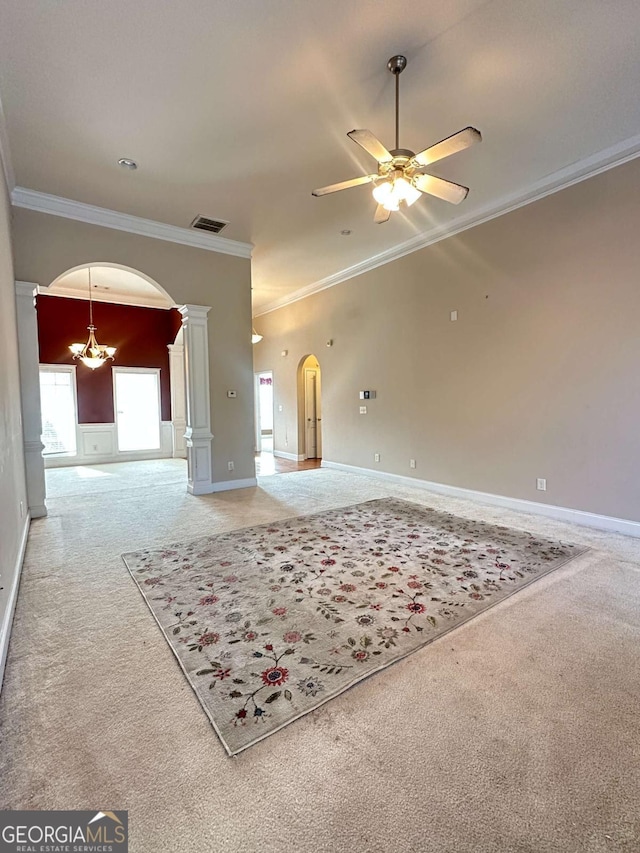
[312,55,481,223]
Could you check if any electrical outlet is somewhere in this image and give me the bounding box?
[374,453,380,463]
[410,459,416,469]
[536,478,546,491]
[19,500,24,518]
[359,406,367,414]
[228,461,235,472]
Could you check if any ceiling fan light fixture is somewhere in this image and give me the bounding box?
[393,176,421,207]
[372,175,420,210]
[372,180,393,206]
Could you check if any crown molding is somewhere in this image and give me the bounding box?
[0,92,15,193]
[253,132,640,317]
[10,187,253,259]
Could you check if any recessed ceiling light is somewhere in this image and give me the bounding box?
[118,158,138,170]
[340,229,352,236]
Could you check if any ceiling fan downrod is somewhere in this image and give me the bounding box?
[387,55,407,152]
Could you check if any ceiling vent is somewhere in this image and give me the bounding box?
[190,215,229,234]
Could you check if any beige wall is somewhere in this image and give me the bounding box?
[254,156,640,522]
[0,166,29,682]
[11,209,255,483]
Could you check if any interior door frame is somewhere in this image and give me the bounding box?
[303,366,322,459]
[113,366,162,453]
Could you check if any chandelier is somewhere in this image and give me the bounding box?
[68,268,117,369]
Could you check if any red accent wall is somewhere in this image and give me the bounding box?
[36,295,182,424]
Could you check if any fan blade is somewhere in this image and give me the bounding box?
[312,174,376,197]
[374,204,391,224]
[348,129,393,164]
[412,127,481,168]
[414,174,469,205]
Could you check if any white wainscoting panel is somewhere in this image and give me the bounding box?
[45,422,175,468]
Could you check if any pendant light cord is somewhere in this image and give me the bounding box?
[88,267,94,326]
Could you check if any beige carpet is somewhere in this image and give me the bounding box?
[1,460,639,852]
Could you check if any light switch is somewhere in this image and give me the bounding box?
[227,390,237,398]
[450,310,458,321]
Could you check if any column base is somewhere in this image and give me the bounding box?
[185,430,214,495]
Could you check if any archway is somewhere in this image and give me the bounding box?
[15,262,215,514]
[47,262,175,309]
[297,354,322,460]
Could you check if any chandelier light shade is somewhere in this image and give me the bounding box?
[251,328,263,344]
[372,171,421,211]
[68,268,117,369]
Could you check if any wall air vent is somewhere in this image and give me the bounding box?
[190,215,229,234]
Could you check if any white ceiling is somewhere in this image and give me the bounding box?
[1,0,639,314]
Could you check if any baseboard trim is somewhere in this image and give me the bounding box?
[321,460,640,538]
[0,515,30,692]
[273,450,305,462]
[208,477,258,494]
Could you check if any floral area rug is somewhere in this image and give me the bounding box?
[122,498,586,755]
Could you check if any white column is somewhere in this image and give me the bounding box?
[167,342,187,458]
[15,281,47,518]
[178,304,214,494]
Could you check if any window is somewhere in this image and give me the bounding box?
[39,366,78,455]
[114,368,161,452]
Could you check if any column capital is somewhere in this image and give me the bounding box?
[15,280,39,299]
[178,304,211,323]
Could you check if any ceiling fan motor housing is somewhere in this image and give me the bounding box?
[387,55,407,75]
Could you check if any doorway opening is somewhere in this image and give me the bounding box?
[298,354,322,460]
[254,371,274,453]
[114,367,162,452]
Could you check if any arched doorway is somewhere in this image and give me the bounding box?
[39,263,180,465]
[298,354,322,460]
[16,260,217,514]
[48,262,175,309]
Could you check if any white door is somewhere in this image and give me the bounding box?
[304,368,318,459]
[114,368,161,452]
